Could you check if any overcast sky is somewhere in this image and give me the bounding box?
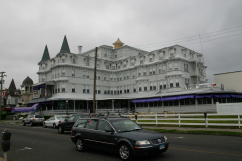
[1,0,242,88]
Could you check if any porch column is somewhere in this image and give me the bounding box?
[211,97,214,104]
[74,100,76,112]
[52,101,54,112]
[112,99,114,111]
[195,98,198,112]
[96,100,98,111]
[134,103,136,112]
[86,100,89,113]
[148,102,150,112]
[178,99,181,113]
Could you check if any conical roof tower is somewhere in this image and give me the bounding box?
[8,79,17,96]
[59,35,70,53]
[39,45,50,64]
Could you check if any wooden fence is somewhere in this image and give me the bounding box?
[125,113,242,128]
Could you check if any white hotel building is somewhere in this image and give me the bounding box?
[32,36,242,114]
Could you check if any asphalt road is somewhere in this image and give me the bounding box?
[0,124,242,161]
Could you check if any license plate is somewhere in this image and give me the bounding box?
[159,144,165,150]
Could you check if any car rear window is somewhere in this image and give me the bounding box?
[35,115,43,118]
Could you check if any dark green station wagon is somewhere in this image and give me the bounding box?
[71,116,169,160]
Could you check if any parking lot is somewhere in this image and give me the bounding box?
[0,123,242,161]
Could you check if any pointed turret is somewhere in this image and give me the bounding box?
[8,79,17,96]
[60,35,70,53]
[39,45,50,65]
[113,38,124,49]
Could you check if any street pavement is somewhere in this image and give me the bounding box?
[0,124,242,161]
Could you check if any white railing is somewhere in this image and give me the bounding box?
[41,109,87,115]
[125,113,241,128]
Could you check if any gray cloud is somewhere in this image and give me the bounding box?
[0,0,242,88]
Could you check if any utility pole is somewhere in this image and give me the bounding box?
[91,47,98,114]
[0,72,7,120]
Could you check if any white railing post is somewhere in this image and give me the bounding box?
[178,113,181,127]
[155,113,158,126]
[238,114,241,128]
[204,113,208,128]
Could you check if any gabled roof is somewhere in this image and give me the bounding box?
[8,79,17,96]
[60,35,70,53]
[39,45,50,64]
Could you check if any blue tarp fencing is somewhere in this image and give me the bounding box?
[11,103,39,113]
[131,94,242,103]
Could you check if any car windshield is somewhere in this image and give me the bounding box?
[111,119,141,132]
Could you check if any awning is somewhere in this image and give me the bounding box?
[33,83,46,90]
[131,93,242,103]
[11,103,39,113]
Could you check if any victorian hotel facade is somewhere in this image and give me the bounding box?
[32,36,242,114]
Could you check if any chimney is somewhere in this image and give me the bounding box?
[78,46,82,54]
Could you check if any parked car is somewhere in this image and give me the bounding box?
[71,116,169,160]
[57,113,89,134]
[23,114,44,126]
[43,115,69,128]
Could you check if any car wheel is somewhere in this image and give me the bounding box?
[58,126,64,134]
[29,121,33,126]
[76,138,85,152]
[53,124,56,129]
[43,123,47,128]
[23,121,26,126]
[119,144,132,160]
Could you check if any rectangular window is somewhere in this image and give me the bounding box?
[163,84,166,89]
[139,87,142,92]
[160,85,162,90]
[87,89,90,93]
[144,87,147,91]
[170,83,173,88]
[150,86,153,91]
[62,88,65,93]
[153,86,156,90]
[133,88,136,93]
[83,89,86,93]
[72,88,75,93]
[176,82,180,87]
